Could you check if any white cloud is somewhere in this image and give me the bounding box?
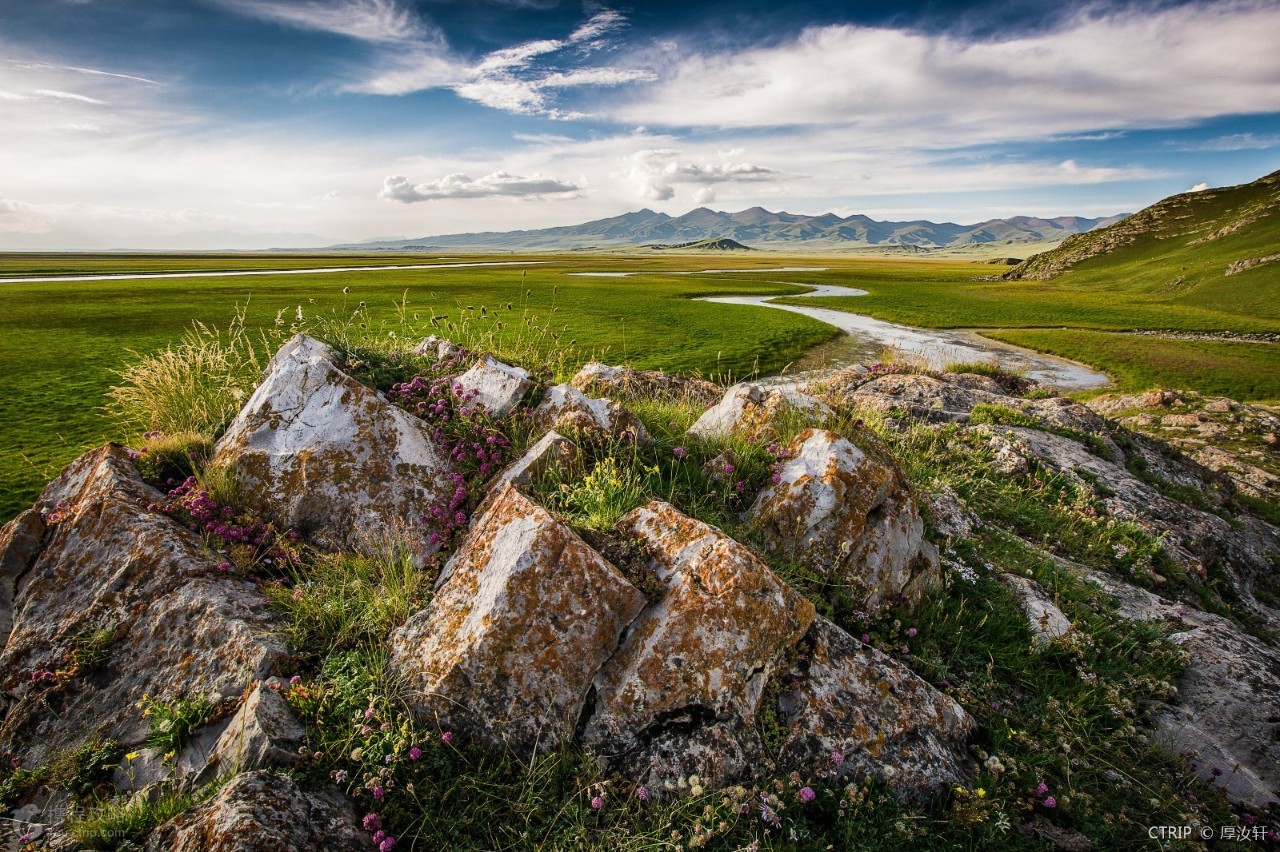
[625,148,784,201]
[379,171,583,202]
[1188,132,1280,152]
[693,187,716,204]
[34,88,106,104]
[1190,182,1211,192]
[0,198,55,234]
[212,0,432,43]
[611,1,1280,145]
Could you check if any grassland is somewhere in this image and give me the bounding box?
[3,247,1278,523]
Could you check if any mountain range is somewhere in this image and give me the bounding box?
[335,207,1128,251]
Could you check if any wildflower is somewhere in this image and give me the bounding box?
[217,561,233,573]
[362,813,380,831]
[334,770,348,784]
[799,787,816,803]
[673,447,687,459]
[441,731,453,745]
[831,750,844,766]
[636,786,650,803]
[976,788,987,798]
[125,751,139,761]
[372,785,385,800]
[590,795,604,809]
[364,707,375,720]
[907,627,918,638]
[351,748,364,762]
[163,750,176,762]
[1043,796,1056,809]
[408,747,422,760]
[379,839,395,852]
[290,675,301,685]
[1035,782,1049,796]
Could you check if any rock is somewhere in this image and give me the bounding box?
[201,682,307,780]
[582,501,815,788]
[1028,816,1095,852]
[688,383,832,441]
[1,509,44,643]
[924,487,976,541]
[530,384,650,442]
[831,374,1008,423]
[571,362,721,408]
[1087,572,1280,811]
[414,335,463,363]
[146,771,366,852]
[775,617,974,802]
[492,430,580,491]
[746,429,930,611]
[0,445,287,767]
[213,334,454,555]
[389,483,645,756]
[997,574,1072,648]
[456,355,532,418]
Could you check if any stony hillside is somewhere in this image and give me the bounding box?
[1,333,1277,849]
[1004,169,1280,285]
[337,208,1123,252]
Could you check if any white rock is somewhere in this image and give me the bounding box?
[456,355,532,418]
[493,430,580,490]
[531,384,650,442]
[997,574,1072,648]
[689,383,832,440]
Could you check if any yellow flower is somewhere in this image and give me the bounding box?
[976,788,987,798]
[125,751,139,761]
[163,750,175,762]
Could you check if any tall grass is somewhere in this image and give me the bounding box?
[105,307,266,440]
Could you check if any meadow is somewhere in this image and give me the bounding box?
[2,250,1278,522]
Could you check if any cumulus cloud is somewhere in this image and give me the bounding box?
[611,1,1280,145]
[1189,182,1210,192]
[626,148,784,201]
[379,171,583,202]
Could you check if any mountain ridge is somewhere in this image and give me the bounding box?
[335,207,1127,251]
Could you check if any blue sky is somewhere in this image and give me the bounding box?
[1,0,1278,249]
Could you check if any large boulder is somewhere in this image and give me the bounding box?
[146,771,366,852]
[491,430,580,492]
[389,483,645,756]
[213,334,454,555]
[530,384,649,442]
[0,509,44,643]
[582,502,815,788]
[689,383,832,441]
[0,445,287,767]
[1088,571,1280,811]
[775,617,974,802]
[571,362,721,408]
[456,355,532,418]
[747,429,931,610]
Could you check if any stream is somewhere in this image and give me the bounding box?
[697,283,1110,390]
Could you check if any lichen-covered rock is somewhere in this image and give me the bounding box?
[201,682,306,780]
[0,509,44,643]
[0,445,287,767]
[688,383,832,440]
[924,487,977,542]
[492,430,580,491]
[389,483,645,756]
[582,502,815,787]
[775,617,973,802]
[747,429,929,611]
[530,384,650,442]
[571,362,721,408]
[997,574,1072,648]
[146,771,366,852]
[456,355,532,417]
[213,334,454,555]
[414,334,462,363]
[1088,572,1280,811]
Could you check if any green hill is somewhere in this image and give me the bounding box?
[1004,169,1280,322]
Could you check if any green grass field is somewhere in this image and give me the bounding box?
[2,250,1277,522]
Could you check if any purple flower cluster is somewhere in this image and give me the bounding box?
[149,477,292,570]
[363,813,395,851]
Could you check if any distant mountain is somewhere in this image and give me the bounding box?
[1004,169,1280,283]
[333,207,1127,251]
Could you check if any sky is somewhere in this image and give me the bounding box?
[1,0,1279,250]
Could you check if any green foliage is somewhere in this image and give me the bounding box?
[68,618,119,674]
[62,737,126,799]
[131,431,213,487]
[68,775,230,851]
[139,694,217,756]
[968,404,1042,429]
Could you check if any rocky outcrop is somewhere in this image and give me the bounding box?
[202,682,307,780]
[0,444,287,767]
[689,383,832,440]
[0,509,43,643]
[1088,571,1280,811]
[213,334,454,555]
[582,502,815,787]
[997,574,1072,649]
[146,771,366,852]
[747,429,931,610]
[775,617,974,802]
[456,355,532,417]
[390,483,646,756]
[530,384,650,442]
[492,430,580,491]
[571,362,721,408]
